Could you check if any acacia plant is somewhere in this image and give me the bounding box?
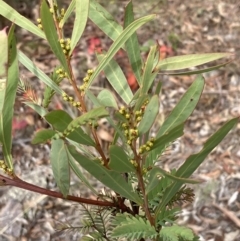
[0,0,238,240]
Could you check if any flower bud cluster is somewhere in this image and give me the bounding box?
[119,107,139,145]
[88,121,98,129]
[119,100,149,146]
[49,4,65,22]
[62,92,81,108]
[138,137,155,154]
[79,69,94,92]
[142,167,147,175]
[36,18,43,30]
[59,38,71,56]
[134,110,143,123]
[56,68,68,79]
[130,159,138,168]
[0,160,14,177]
[60,120,97,138]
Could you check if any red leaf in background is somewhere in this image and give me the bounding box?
[127,70,138,91]
[12,118,29,136]
[54,100,63,110]
[87,37,102,54]
[116,49,125,58]
[12,118,28,130]
[159,45,173,60]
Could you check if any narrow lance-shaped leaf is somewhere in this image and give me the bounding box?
[24,102,48,117]
[157,75,205,138]
[145,123,184,168]
[0,1,46,39]
[69,156,98,195]
[109,145,135,173]
[138,95,159,136]
[87,14,155,87]
[70,0,89,54]
[154,81,162,96]
[133,93,148,112]
[155,117,239,217]
[44,110,95,146]
[152,167,202,184]
[40,0,69,73]
[177,117,238,177]
[50,139,70,198]
[124,1,142,84]
[59,0,76,28]
[0,28,7,115]
[18,51,62,94]
[67,128,95,146]
[89,0,123,42]
[141,45,158,94]
[97,89,118,109]
[86,90,125,141]
[97,54,133,105]
[164,60,233,76]
[45,110,73,132]
[156,53,232,71]
[146,76,204,167]
[151,123,184,152]
[0,28,7,78]
[0,26,19,169]
[65,107,109,132]
[68,145,143,205]
[32,129,56,144]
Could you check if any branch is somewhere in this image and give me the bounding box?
[0,174,115,207]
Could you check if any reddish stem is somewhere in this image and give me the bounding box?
[0,174,115,207]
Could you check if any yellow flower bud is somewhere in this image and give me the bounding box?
[136,116,142,122]
[146,146,151,151]
[87,69,94,75]
[125,113,130,119]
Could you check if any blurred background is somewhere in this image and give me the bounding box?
[0,0,240,240]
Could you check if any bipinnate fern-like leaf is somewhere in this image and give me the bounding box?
[111,214,158,240]
[159,225,194,241]
[81,231,106,241]
[156,207,180,226]
[79,204,115,240]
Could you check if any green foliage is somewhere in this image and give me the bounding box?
[111,214,158,240]
[138,95,159,136]
[0,26,19,169]
[124,1,142,84]
[159,225,194,241]
[50,139,70,197]
[41,0,69,73]
[109,145,135,172]
[97,54,133,105]
[42,67,65,108]
[68,145,142,205]
[0,0,238,240]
